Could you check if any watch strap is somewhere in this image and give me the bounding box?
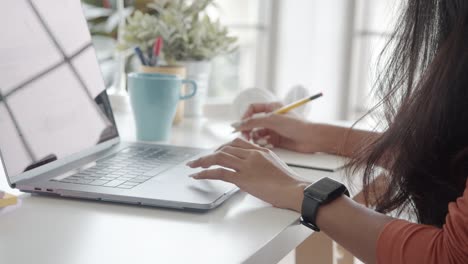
[300,177,349,232]
[300,195,321,231]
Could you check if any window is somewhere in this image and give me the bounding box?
[81,0,274,104]
[347,0,398,120]
[206,0,273,101]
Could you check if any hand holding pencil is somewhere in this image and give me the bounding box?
[231,92,323,130]
[230,92,323,151]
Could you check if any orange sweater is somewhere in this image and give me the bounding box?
[377,179,468,264]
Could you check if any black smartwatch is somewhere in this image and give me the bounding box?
[300,177,350,231]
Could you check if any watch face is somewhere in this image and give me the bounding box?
[305,177,350,201]
[306,178,342,200]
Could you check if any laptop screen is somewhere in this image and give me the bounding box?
[0,0,119,181]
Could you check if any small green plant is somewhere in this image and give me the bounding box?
[82,1,134,38]
[119,0,237,65]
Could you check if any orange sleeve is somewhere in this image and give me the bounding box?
[376,179,468,264]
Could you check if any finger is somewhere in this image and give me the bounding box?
[238,114,299,135]
[241,102,282,119]
[216,137,267,152]
[251,128,270,141]
[250,129,276,145]
[241,131,250,140]
[187,151,242,170]
[217,137,256,150]
[230,137,267,151]
[254,136,271,147]
[215,142,229,152]
[215,139,245,152]
[190,168,236,183]
[248,128,261,142]
[238,113,277,131]
[242,103,269,120]
[218,146,250,159]
[236,102,283,134]
[252,130,281,148]
[250,128,270,146]
[232,113,268,132]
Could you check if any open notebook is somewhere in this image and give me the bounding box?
[273,148,348,172]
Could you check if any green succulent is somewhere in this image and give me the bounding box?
[119,0,237,65]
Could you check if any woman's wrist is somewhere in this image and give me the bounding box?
[284,181,308,212]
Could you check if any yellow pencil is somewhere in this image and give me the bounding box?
[273,92,323,114]
[0,192,18,208]
[231,92,323,130]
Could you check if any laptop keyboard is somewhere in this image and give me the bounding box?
[54,146,201,189]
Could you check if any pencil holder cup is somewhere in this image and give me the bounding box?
[128,72,197,141]
[140,65,186,124]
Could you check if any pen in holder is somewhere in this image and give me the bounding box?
[140,65,187,125]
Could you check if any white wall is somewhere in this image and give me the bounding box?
[273,0,355,122]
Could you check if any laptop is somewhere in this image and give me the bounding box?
[0,0,237,210]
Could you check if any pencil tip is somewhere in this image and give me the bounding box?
[309,92,323,100]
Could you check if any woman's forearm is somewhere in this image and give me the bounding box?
[312,123,381,158]
[289,187,393,264]
[316,196,393,264]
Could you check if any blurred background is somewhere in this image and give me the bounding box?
[82,0,397,124]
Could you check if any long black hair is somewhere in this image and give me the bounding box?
[351,0,468,227]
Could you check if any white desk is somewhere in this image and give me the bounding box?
[0,110,343,264]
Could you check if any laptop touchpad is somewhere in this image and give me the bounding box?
[156,165,235,191]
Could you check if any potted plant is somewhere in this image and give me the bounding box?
[119,0,237,117]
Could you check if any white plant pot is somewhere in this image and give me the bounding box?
[182,60,212,117]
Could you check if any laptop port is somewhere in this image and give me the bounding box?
[34,187,41,191]
[46,189,53,192]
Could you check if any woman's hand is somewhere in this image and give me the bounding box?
[186,138,308,212]
[238,102,322,153]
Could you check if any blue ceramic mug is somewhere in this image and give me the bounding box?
[128,72,197,141]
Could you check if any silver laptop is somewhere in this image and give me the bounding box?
[0,0,237,210]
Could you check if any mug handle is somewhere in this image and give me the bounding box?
[180,80,197,100]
